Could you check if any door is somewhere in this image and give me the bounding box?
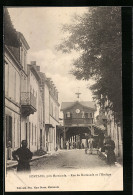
[6,115,12,160]
[6,115,12,147]
[40,129,42,149]
[25,123,28,142]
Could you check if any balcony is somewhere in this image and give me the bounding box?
[64,118,93,127]
[21,92,37,116]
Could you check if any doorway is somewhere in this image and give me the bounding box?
[40,129,42,149]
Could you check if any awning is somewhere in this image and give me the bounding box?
[45,124,54,128]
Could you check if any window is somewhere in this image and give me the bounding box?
[81,111,85,118]
[35,125,36,146]
[14,72,16,101]
[85,113,89,118]
[20,47,24,67]
[5,62,9,96]
[29,122,31,148]
[24,51,27,72]
[32,123,33,145]
[25,123,27,142]
[9,65,15,100]
[16,71,20,103]
[66,112,71,118]
[52,103,53,116]
[50,101,53,116]
[90,113,93,118]
[6,115,12,147]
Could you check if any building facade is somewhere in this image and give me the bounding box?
[4,9,60,162]
[4,9,23,160]
[61,101,97,149]
[38,75,60,153]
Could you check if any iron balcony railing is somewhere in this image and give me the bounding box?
[64,118,93,125]
[21,92,36,110]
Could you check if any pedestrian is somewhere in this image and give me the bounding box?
[12,140,33,172]
[88,135,94,154]
[84,138,88,154]
[104,136,116,165]
[98,132,105,149]
[7,141,12,160]
[66,141,69,150]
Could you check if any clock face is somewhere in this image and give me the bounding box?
[76,109,80,113]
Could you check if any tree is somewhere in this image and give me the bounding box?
[57,7,122,122]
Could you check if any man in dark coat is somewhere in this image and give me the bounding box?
[104,136,116,165]
[12,140,33,172]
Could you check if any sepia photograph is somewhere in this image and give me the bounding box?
[4,6,123,191]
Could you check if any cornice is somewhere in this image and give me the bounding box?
[4,45,23,71]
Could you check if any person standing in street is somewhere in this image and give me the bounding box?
[66,141,69,150]
[12,140,33,172]
[88,135,94,154]
[7,141,12,160]
[104,136,116,165]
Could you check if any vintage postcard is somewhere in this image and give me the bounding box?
[4,6,123,191]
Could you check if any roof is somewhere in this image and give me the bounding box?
[17,32,30,50]
[61,101,96,111]
[4,8,21,48]
[28,64,41,82]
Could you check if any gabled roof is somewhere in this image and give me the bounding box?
[61,101,96,111]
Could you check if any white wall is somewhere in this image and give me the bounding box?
[5,52,21,104]
[45,84,50,124]
[5,51,21,154]
[28,71,39,152]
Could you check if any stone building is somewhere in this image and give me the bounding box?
[39,73,60,153]
[22,61,44,153]
[4,8,60,163]
[4,8,24,160]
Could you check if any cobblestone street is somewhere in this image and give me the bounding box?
[6,149,123,191]
[30,149,108,171]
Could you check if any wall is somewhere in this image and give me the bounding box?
[44,84,59,152]
[63,103,94,119]
[4,50,21,159]
[28,70,40,152]
[5,52,21,105]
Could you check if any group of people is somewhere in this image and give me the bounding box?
[85,135,116,165]
[66,141,84,150]
[85,135,94,154]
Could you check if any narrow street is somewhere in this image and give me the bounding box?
[6,149,123,191]
[30,149,108,171]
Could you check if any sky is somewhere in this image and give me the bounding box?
[7,7,95,106]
